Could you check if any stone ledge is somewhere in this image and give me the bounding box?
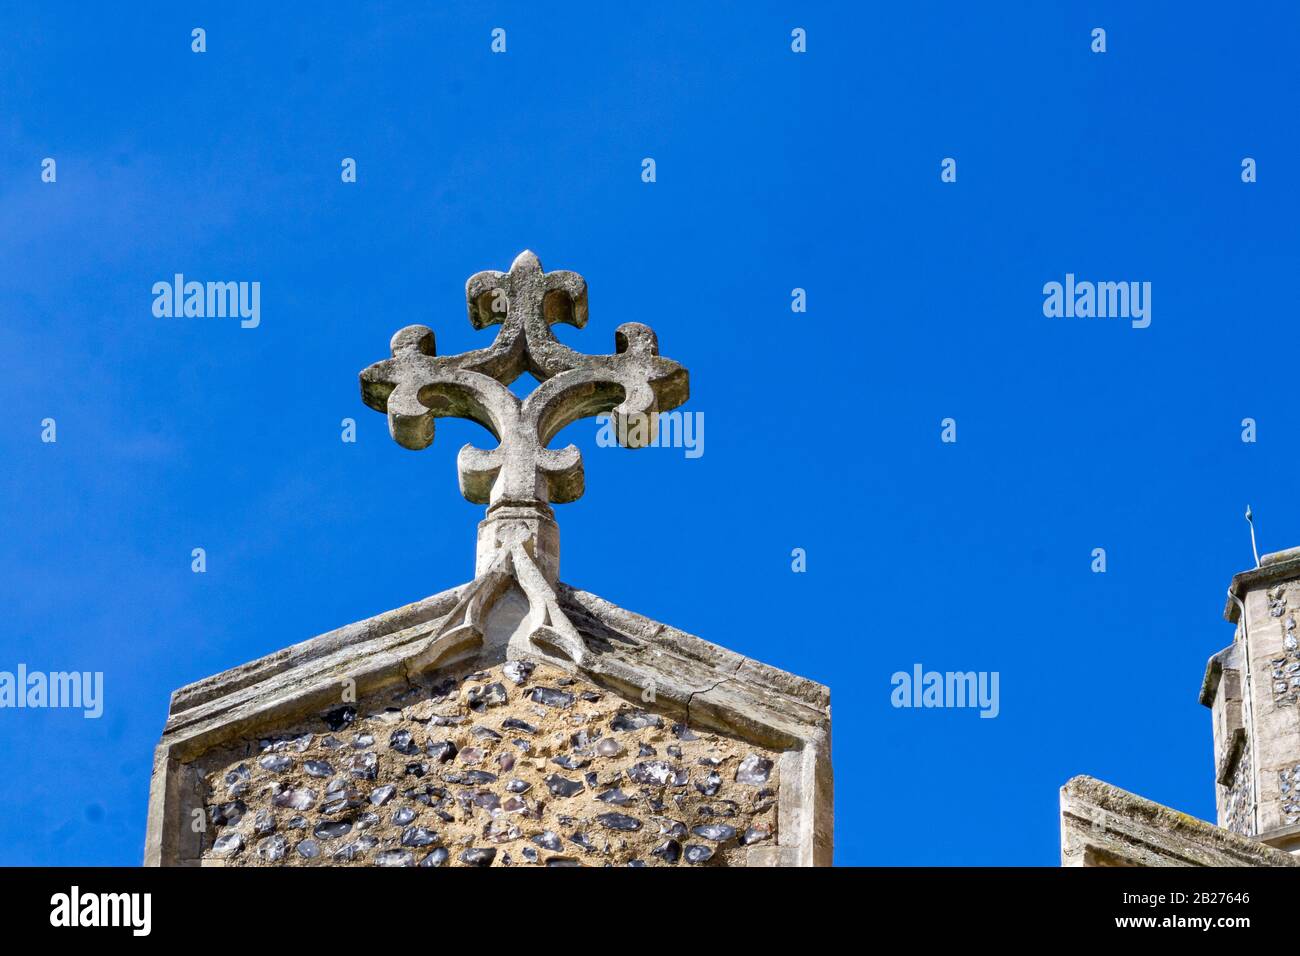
[558,585,830,712]
[1224,552,1300,623]
[168,585,468,717]
[161,581,830,740]
[1198,643,1237,708]
[1060,775,1299,867]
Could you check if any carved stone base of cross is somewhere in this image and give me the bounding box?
[359,251,689,661]
[475,504,559,585]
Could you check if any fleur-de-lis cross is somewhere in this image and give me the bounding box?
[360,251,689,597]
[359,251,690,663]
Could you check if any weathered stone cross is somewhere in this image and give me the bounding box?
[360,251,689,591]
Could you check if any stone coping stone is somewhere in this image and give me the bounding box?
[1060,775,1299,867]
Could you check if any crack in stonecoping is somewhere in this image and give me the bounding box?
[685,657,748,728]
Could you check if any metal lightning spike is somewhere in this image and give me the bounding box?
[1246,504,1261,568]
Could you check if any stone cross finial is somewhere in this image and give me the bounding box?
[359,251,689,590]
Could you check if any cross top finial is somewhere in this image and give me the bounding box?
[359,251,689,583]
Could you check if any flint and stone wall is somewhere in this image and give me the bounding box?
[1216,562,1300,847]
[195,659,780,867]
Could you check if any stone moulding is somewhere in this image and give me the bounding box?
[145,580,833,867]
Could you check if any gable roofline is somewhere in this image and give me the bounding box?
[146,579,833,867]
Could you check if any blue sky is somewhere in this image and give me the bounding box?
[2,1,1297,866]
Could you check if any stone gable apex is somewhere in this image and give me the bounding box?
[147,581,832,866]
[146,251,832,867]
